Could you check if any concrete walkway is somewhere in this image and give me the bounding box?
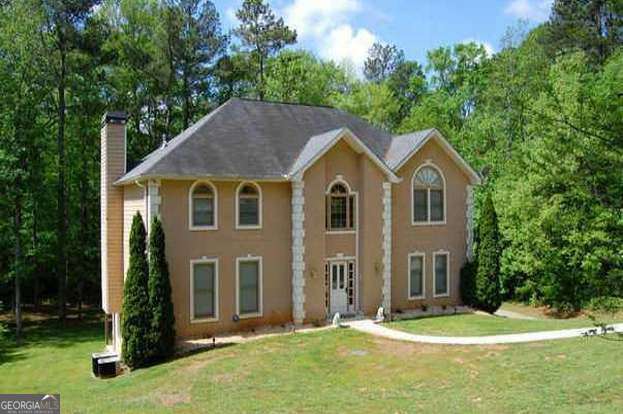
[494,309,537,320]
[344,319,623,345]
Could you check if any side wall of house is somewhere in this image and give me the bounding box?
[123,184,147,278]
[303,139,385,321]
[160,180,292,338]
[391,139,471,311]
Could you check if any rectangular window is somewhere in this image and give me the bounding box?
[237,257,262,316]
[239,198,259,226]
[430,189,444,221]
[330,196,347,229]
[434,252,449,297]
[413,189,428,222]
[409,254,424,299]
[191,260,218,321]
[193,198,214,226]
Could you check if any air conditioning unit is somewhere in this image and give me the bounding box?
[91,351,118,377]
[97,356,120,377]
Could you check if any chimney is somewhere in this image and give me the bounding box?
[101,111,127,315]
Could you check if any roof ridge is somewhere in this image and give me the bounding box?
[233,97,336,110]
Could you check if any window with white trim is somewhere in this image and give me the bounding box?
[237,257,262,316]
[191,259,218,321]
[433,252,449,297]
[408,253,425,299]
[190,181,216,228]
[326,182,355,230]
[413,166,445,223]
[237,182,261,228]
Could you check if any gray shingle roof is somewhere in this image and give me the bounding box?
[385,129,435,170]
[116,98,394,184]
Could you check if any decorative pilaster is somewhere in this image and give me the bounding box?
[291,180,306,324]
[147,179,161,232]
[466,185,475,262]
[381,182,392,313]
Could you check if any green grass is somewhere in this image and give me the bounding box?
[500,301,623,322]
[384,313,617,337]
[1,317,623,413]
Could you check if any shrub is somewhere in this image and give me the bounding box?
[475,193,502,313]
[121,212,151,369]
[148,216,176,360]
[460,260,478,307]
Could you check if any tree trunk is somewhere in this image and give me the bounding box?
[14,193,22,345]
[57,42,68,323]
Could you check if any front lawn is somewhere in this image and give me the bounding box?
[1,316,623,413]
[384,313,615,337]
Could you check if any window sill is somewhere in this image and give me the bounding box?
[408,295,425,300]
[411,221,446,227]
[238,312,263,320]
[326,230,356,235]
[433,293,450,298]
[189,226,218,231]
[236,225,262,230]
[190,317,219,324]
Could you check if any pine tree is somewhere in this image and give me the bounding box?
[121,213,151,369]
[148,216,176,360]
[475,193,502,313]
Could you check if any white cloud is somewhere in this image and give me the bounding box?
[504,0,553,22]
[323,25,377,70]
[282,0,377,75]
[461,38,495,57]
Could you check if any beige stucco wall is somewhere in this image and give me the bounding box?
[391,139,470,311]
[160,180,292,338]
[302,139,385,321]
[123,184,146,278]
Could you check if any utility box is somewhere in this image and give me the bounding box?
[97,356,120,377]
[92,351,118,377]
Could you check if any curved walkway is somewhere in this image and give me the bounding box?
[344,319,623,345]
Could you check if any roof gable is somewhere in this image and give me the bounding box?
[289,128,400,183]
[386,129,481,185]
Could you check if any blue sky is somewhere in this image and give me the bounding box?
[213,0,553,72]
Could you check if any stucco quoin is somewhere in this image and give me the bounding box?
[160,180,292,338]
[391,138,471,312]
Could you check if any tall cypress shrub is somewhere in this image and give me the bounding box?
[475,193,502,313]
[121,212,151,369]
[148,216,176,360]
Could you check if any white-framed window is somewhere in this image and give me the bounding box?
[408,252,425,299]
[236,181,262,229]
[412,163,446,225]
[189,180,218,230]
[190,258,219,323]
[433,251,450,297]
[236,256,263,318]
[326,179,355,232]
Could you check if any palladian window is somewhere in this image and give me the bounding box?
[413,166,445,224]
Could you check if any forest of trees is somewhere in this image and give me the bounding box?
[0,0,621,335]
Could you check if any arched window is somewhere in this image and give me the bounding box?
[236,182,261,229]
[412,165,445,224]
[189,181,217,229]
[326,181,355,231]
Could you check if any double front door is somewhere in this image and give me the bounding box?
[329,260,355,315]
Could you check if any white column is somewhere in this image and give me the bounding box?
[291,180,306,324]
[147,179,161,233]
[381,182,392,313]
[466,185,475,262]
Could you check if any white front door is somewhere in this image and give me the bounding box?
[330,261,348,315]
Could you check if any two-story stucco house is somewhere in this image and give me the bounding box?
[101,98,480,351]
